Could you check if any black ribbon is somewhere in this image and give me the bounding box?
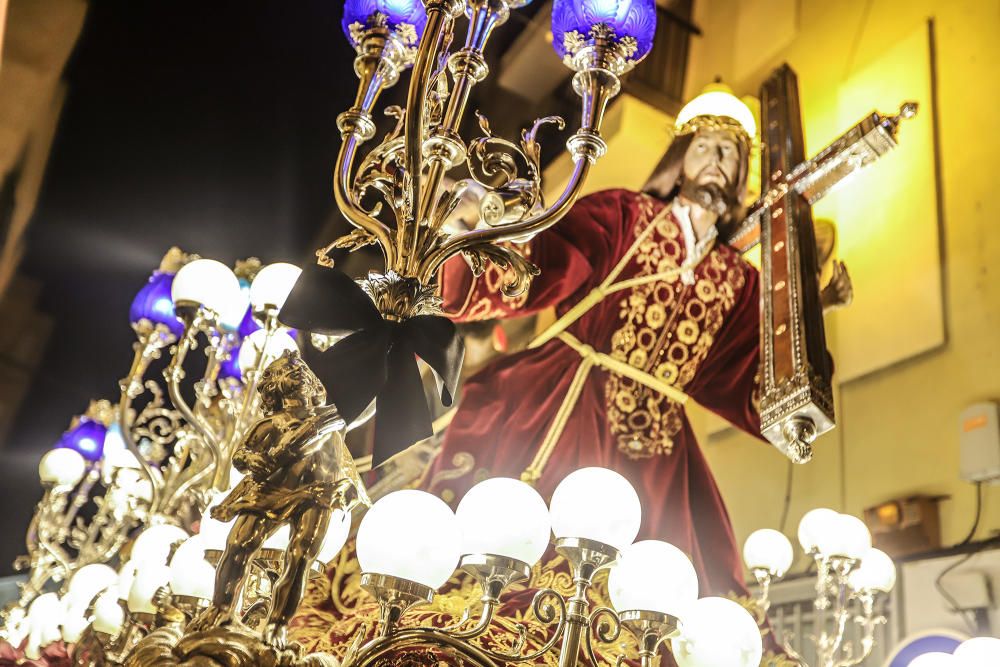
[278,263,464,467]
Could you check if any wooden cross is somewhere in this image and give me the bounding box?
[728,64,916,463]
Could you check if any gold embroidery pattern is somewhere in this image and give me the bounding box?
[606,197,747,459]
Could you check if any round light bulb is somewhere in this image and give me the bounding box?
[111,467,153,503]
[263,523,291,551]
[848,548,896,593]
[171,258,242,316]
[217,282,251,332]
[3,605,28,648]
[609,540,699,617]
[117,560,139,601]
[909,653,956,667]
[549,467,641,551]
[743,529,794,577]
[67,563,118,607]
[798,507,839,553]
[954,637,1000,665]
[92,590,124,637]
[127,563,171,614]
[675,82,757,137]
[815,513,871,560]
[130,524,189,566]
[318,509,353,564]
[250,262,302,314]
[198,494,236,551]
[103,445,141,479]
[60,607,90,644]
[169,556,216,600]
[456,477,551,566]
[39,448,86,488]
[357,489,462,590]
[672,596,763,667]
[238,328,299,376]
[25,593,63,660]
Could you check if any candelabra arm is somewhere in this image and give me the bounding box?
[553,538,620,667]
[117,337,166,512]
[584,607,624,667]
[753,568,774,614]
[420,158,591,281]
[415,0,507,260]
[832,593,884,667]
[57,464,100,543]
[815,557,859,667]
[333,133,396,268]
[398,0,461,274]
[164,317,223,486]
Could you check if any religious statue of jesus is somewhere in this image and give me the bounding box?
[423,100,842,598]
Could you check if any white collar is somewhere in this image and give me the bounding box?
[670,199,716,284]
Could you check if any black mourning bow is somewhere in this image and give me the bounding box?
[278,264,464,467]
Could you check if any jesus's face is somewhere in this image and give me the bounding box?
[682,128,742,190]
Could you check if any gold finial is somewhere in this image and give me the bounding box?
[159,247,197,274]
[233,257,263,282]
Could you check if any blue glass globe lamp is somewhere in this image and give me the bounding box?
[129,271,184,343]
[551,0,657,72]
[56,418,108,463]
[342,0,428,54]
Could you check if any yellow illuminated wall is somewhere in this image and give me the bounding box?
[682,0,1000,567]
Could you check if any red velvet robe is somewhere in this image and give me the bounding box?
[427,188,763,598]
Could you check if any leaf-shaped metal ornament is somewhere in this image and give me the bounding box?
[331,228,379,252]
[461,243,540,297]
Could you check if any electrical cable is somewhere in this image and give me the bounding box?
[934,481,986,634]
[958,480,984,546]
[778,459,793,534]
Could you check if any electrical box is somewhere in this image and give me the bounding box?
[959,401,1000,484]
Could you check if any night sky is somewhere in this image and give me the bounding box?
[1,0,378,574]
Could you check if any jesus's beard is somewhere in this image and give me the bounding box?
[678,178,737,217]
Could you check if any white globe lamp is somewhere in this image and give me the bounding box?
[798,507,839,554]
[609,540,699,618]
[169,555,216,600]
[171,258,242,317]
[92,590,125,637]
[357,489,462,590]
[672,596,763,667]
[117,560,139,601]
[67,563,118,607]
[39,448,86,489]
[127,563,171,614]
[318,509,353,564]
[549,467,641,552]
[130,524,189,566]
[250,262,302,315]
[815,514,871,560]
[198,494,237,551]
[954,636,1000,665]
[743,529,794,577]
[263,523,291,551]
[848,548,897,593]
[238,328,298,376]
[456,477,551,567]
